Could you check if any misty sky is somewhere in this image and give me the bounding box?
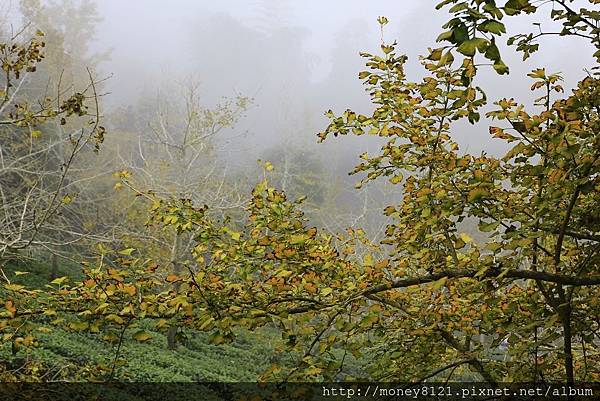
[94,1,430,89]
[86,0,596,165]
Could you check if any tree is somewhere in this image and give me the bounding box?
[260,144,327,206]
[0,0,114,277]
[114,82,251,349]
[0,27,105,271]
[315,1,600,383]
[3,0,600,386]
[145,0,600,383]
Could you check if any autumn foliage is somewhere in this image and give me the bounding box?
[2,0,600,385]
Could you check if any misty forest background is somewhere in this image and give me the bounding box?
[1,0,600,387]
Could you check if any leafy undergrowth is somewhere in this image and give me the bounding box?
[0,322,286,382]
[4,255,84,288]
[1,257,291,382]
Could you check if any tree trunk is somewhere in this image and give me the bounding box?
[560,303,574,385]
[50,253,58,280]
[167,326,178,350]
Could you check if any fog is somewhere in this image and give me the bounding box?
[87,0,595,157]
[4,0,597,236]
[91,0,438,179]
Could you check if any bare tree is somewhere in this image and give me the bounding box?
[114,81,251,349]
[0,27,107,280]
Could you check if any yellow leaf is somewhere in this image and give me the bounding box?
[106,314,124,325]
[377,16,389,26]
[133,331,152,342]
[5,284,24,291]
[14,271,29,276]
[276,270,293,278]
[363,253,374,267]
[195,271,205,282]
[69,321,89,331]
[431,277,447,291]
[199,317,214,331]
[118,248,135,256]
[305,365,323,375]
[50,276,67,285]
[389,174,403,184]
[289,234,308,244]
[459,233,473,243]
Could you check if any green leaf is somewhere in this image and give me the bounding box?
[361,313,379,327]
[473,38,489,52]
[485,242,503,252]
[468,188,489,202]
[133,331,152,342]
[439,50,455,65]
[428,48,444,61]
[209,332,225,345]
[199,317,214,331]
[457,39,478,56]
[493,59,509,75]
[479,20,506,34]
[436,30,453,42]
[478,221,500,232]
[453,24,469,44]
[436,0,455,10]
[431,276,447,291]
[484,42,501,61]
[449,3,468,13]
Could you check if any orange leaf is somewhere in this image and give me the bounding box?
[123,284,136,296]
[5,300,16,314]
